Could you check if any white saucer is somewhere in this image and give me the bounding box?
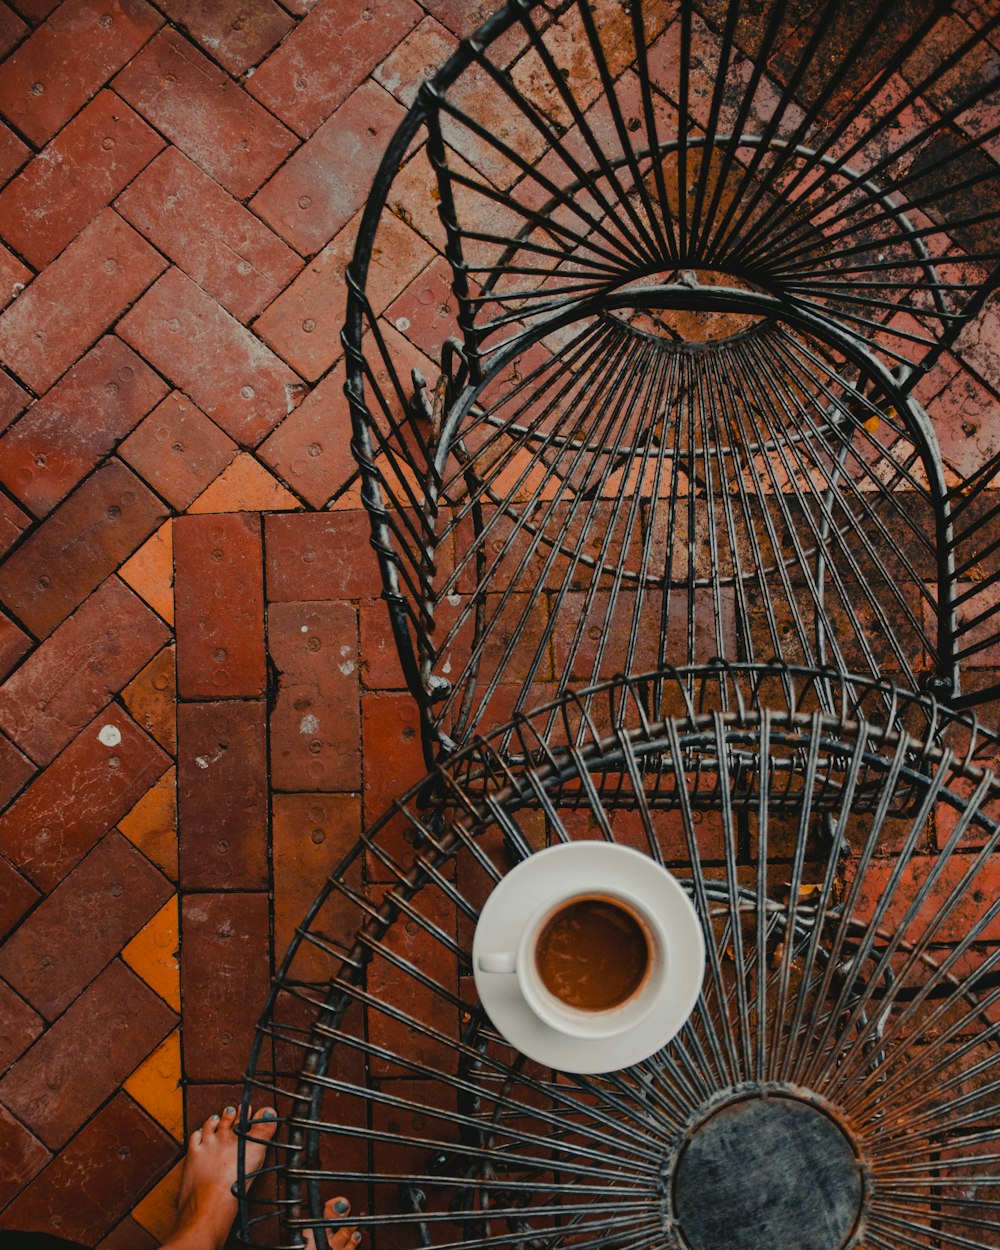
[472,842,705,1074]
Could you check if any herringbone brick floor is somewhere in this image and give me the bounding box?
[0,1,996,1246]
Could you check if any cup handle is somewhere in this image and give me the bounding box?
[477,951,516,974]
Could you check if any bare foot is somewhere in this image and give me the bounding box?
[303,1197,361,1250]
[162,1105,278,1250]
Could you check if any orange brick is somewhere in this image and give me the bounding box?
[119,521,174,625]
[121,645,177,755]
[117,765,178,881]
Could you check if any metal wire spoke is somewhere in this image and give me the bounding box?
[359,0,997,358]
[241,669,1000,1250]
[379,314,946,751]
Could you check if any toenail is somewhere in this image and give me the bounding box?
[352,1234,362,1244]
[224,1106,235,1115]
[334,1200,349,1214]
[211,1114,220,1122]
[261,1109,277,1120]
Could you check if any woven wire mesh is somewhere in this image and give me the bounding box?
[343,0,1000,750]
[240,667,1000,1250]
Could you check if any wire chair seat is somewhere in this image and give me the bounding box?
[240,667,1000,1250]
[343,0,1000,756]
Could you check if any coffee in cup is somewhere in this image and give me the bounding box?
[534,894,650,1011]
[477,879,669,1040]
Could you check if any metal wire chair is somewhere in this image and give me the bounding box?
[343,0,1000,760]
[239,666,1000,1250]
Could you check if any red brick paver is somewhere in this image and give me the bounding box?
[0,1,995,1241]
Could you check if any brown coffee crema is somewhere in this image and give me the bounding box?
[534,895,650,1011]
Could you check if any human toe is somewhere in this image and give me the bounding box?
[323,1197,359,1249]
[241,1106,278,1175]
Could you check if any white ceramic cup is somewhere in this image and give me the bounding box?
[476,881,670,1040]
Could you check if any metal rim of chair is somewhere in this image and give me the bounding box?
[350,284,971,762]
[342,0,1000,753]
[239,664,1000,1250]
[345,0,1000,376]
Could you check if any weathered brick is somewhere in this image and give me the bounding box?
[118,521,173,625]
[0,240,29,311]
[249,80,406,257]
[0,0,162,147]
[266,317,434,507]
[0,91,164,269]
[256,360,358,508]
[176,700,267,890]
[0,607,30,680]
[154,0,293,76]
[271,792,362,982]
[254,208,433,381]
[99,1218,160,1250]
[117,763,177,882]
[0,462,168,638]
[0,848,38,939]
[118,268,305,447]
[113,28,297,198]
[246,0,421,136]
[268,601,361,791]
[0,708,170,890]
[931,366,1000,479]
[0,490,29,557]
[0,721,30,803]
[116,148,303,325]
[0,576,169,764]
[265,511,382,602]
[366,884,457,1077]
[359,598,406,689]
[0,831,171,1020]
[0,979,42,1072]
[0,959,176,1149]
[376,15,547,188]
[849,853,1000,944]
[0,114,27,183]
[174,512,265,700]
[385,252,463,363]
[180,892,270,1080]
[186,450,300,513]
[8,0,58,21]
[0,1102,48,1209]
[0,336,168,517]
[361,691,427,822]
[0,363,27,434]
[0,209,166,394]
[0,5,26,58]
[121,643,177,755]
[0,1091,176,1243]
[118,392,237,511]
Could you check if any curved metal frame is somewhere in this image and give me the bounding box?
[239,667,1000,1250]
[342,0,1000,748]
